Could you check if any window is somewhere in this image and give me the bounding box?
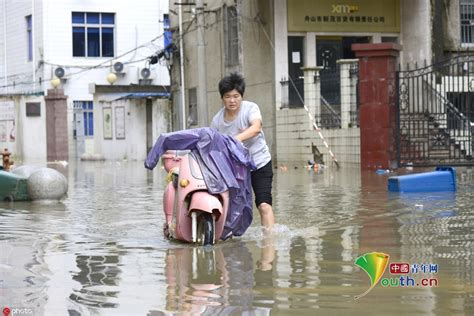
[26,102,41,117]
[163,14,172,48]
[72,12,115,57]
[73,101,94,136]
[224,6,240,66]
[188,88,197,126]
[26,15,32,61]
[461,0,474,44]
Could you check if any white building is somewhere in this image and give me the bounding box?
[0,0,171,162]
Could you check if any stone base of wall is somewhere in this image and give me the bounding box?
[276,108,360,168]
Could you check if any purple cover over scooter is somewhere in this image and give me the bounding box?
[145,127,256,239]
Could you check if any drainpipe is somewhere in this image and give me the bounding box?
[196,0,208,126]
[31,0,36,91]
[3,0,7,92]
[178,3,186,130]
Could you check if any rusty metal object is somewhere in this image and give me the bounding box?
[1,148,14,171]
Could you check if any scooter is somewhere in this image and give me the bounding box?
[161,150,229,246]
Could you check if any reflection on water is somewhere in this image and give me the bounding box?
[160,242,257,314]
[70,251,121,309]
[0,161,473,315]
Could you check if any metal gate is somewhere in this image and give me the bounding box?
[397,55,474,166]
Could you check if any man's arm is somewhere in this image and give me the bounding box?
[235,119,262,142]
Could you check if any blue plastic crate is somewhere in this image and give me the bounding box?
[387,167,456,192]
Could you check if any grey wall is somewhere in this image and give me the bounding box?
[169,0,276,154]
[400,0,432,66]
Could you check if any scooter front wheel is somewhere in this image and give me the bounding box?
[196,212,215,246]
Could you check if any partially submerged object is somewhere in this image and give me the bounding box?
[388,167,456,193]
[28,168,68,200]
[0,170,29,201]
[0,166,68,201]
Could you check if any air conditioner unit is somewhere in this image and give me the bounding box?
[112,61,127,75]
[54,67,69,81]
[138,67,156,83]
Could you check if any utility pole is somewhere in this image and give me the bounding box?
[196,0,208,126]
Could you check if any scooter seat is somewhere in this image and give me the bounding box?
[163,150,191,157]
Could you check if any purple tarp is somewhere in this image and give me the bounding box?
[145,127,256,239]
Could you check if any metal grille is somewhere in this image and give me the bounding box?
[224,6,239,66]
[397,56,474,166]
[461,1,474,43]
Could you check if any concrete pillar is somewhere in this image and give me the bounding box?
[350,67,358,115]
[352,43,401,170]
[337,59,359,129]
[314,69,322,124]
[45,89,69,161]
[274,0,288,111]
[301,66,323,130]
[304,32,316,67]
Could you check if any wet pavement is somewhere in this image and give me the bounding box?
[0,161,473,315]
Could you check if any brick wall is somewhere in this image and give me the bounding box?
[276,108,360,168]
[45,89,68,161]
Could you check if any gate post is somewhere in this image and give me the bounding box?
[337,59,359,128]
[302,66,323,130]
[44,89,69,161]
[352,43,401,170]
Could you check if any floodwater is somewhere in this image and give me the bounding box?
[0,161,473,315]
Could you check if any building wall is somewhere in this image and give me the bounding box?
[42,0,169,160]
[443,0,472,55]
[274,0,399,166]
[91,97,169,161]
[18,96,47,160]
[42,0,168,90]
[0,2,4,89]
[274,0,289,111]
[276,109,360,167]
[0,0,170,161]
[399,0,432,66]
[0,0,44,95]
[169,0,275,153]
[444,0,461,52]
[94,99,145,160]
[0,96,47,161]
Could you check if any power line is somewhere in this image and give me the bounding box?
[0,33,167,89]
[0,14,204,90]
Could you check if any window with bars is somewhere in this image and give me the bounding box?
[73,101,94,136]
[461,0,474,44]
[26,15,32,61]
[224,6,240,66]
[72,12,115,57]
[188,88,197,126]
[164,14,172,48]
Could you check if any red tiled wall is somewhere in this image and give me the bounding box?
[45,89,69,161]
[352,43,401,170]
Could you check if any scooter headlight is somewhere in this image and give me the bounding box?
[180,179,190,188]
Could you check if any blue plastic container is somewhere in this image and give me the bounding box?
[387,167,456,192]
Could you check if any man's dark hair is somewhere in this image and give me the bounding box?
[218,73,245,98]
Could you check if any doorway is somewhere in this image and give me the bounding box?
[287,36,305,107]
[316,36,369,105]
[146,99,153,155]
